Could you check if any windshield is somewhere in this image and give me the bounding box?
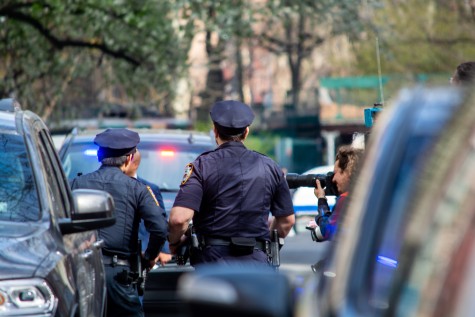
[61,139,213,191]
[0,131,39,222]
[137,142,212,191]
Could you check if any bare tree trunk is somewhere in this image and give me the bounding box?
[197,5,226,122]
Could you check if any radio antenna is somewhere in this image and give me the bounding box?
[376,36,384,105]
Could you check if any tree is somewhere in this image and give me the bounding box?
[179,0,255,122]
[257,0,377,110]
[0,0,193,121]
[352,0,475,81]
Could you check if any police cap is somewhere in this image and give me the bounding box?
[210,100,255,135]
[94,128,140,161]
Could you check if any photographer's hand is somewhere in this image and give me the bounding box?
[314,179,326,199]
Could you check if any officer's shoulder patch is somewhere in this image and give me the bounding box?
[146,185,160,206]
[181,163,194,185]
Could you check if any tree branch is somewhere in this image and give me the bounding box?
[2,9,141,66]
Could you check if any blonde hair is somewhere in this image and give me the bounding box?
[335,145,364,177]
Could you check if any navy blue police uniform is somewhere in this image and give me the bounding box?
[173,100,294,266]
[70,128,167,317]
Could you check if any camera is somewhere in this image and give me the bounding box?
[285,172,337,195]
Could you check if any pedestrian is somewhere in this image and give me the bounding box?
[70,128,168,317]
[167,100,295,266]
[125,148,172,266]
[450,61,475,85]
[307,145,364,241]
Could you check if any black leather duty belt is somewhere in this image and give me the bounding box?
[102,254,130,267]
[202,237,268,252]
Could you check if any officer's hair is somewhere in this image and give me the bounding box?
[101,155,128,167]
[335,145,364,178]
[218,130,246,142]
[453,61,475,84]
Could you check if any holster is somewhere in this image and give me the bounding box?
[230,237,256,256]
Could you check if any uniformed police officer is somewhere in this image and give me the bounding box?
[168,100,295,266]
[70,128,168,317]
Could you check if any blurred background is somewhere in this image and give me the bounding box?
[1,0,474,172]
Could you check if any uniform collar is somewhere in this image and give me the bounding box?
[218,141,246,149]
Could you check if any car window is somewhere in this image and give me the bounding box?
[364,135,431,310]
[0,130,40,222]
[60,138,213,191]
[39,129,71,218]
[35,129,67,219]
[137,142,213,190]
[61,142,100,179]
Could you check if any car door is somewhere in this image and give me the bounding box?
[34,121,105,316]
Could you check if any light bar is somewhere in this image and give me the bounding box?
[84,149,98,156]
[160,150,175,157]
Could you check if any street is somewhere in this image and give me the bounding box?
[279,229,332,285]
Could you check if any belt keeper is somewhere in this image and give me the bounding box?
[112,255,118,267]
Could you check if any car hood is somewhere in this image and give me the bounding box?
[0,222,53,279]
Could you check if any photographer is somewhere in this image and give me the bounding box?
[307,145,364,241]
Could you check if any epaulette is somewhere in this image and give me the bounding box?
[252,150,269,157]
[196,148,217,158]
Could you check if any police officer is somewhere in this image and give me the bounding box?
[168,100,295,266]
[70,128,168,317]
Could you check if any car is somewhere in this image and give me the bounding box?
[58,127,215,213]
[290,165,336,233]
[172,86,472,317]
[0,98,115,316]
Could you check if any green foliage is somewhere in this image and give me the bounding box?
[0,0,193,117]
[352,0,475,77]
[244,133,276,160]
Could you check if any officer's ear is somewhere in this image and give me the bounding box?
[242,127,250,140]
[124,153,133,167]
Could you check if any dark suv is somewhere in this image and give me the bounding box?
[0,99,115,316]
[58,128,215,212]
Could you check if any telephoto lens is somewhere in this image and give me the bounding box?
[285,173,327,189]
[285,172,338,196]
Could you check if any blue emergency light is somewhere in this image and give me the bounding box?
[84,149,98,156]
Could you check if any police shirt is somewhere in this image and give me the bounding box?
[70,165,168,260]
[173,141,294,240]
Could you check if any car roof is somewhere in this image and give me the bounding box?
[65,128,214,145]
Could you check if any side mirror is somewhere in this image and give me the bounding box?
[178,264,294,317]
[59,189,115,234]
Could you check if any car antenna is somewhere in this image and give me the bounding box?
[376,36,385,107]
[188,132,195,144]
[364,38,385,128]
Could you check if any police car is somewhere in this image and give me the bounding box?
[291,165,336,233]
[58,128,215,213]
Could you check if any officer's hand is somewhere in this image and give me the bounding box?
[156,252,172,266]
[314,179,325,199]
[141,255,156,271]
[168,235,187,255]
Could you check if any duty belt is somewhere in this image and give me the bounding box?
[102,254,131,267]
[202,237,269,252]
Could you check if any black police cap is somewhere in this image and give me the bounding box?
[210,100,255,135]
[94,128,140,161]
